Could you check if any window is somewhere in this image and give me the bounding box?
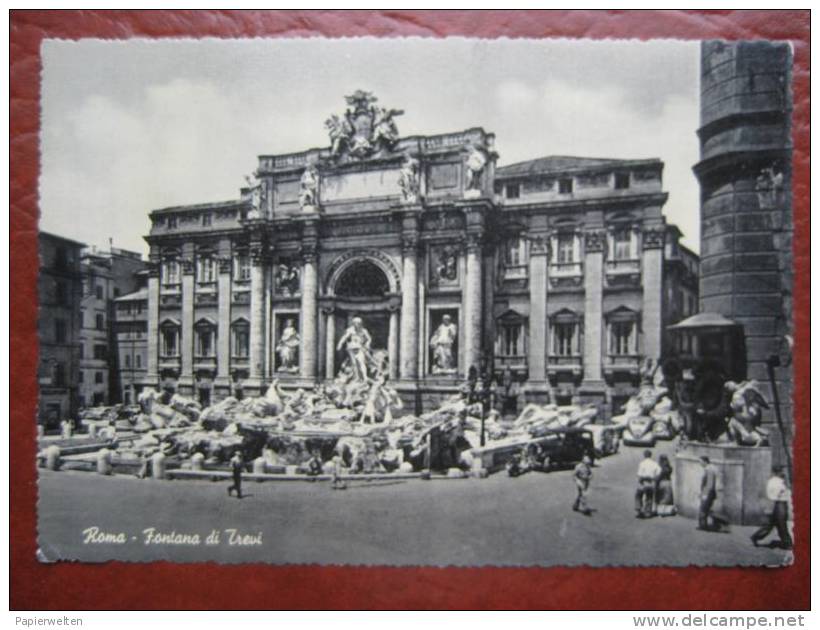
[55,281,68,306]
[503,237,528,279]
[124,390,131,405]
[161,325,179,357]
[93,344,107,360]
[499,322,523,358]
[612,229,634,261]
[610,321,635,356]
[113,288,120,298]
[559,178,573,194]
[197,256,216,284]
[550,311,581,357]
[196,325,215,357]
[201,213,212,227]
[505,183,520,199]
[615,173,630,189]
[125,354,131,368]
[234,254,251,282]
[95,371,104,384]
[162,260,180,286]
[54,319,67,343]
[557,233,575,263]
[95,285,103,300]
[93,392,105,406]
[135,354,142,368]
[167,216,178,229]
[552,322,578,356]
[78,371,84,383]
[78,344,84,359]
[54,246,67,270]
[95,313,105,330]
[52,363,65,387]
[232,322,250,358]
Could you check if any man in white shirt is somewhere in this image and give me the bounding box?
[635,450,662,518]
[751,466,793,549]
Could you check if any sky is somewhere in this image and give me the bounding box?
[40,37,701,255]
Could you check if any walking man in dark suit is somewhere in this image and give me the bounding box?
[227,451,244,499]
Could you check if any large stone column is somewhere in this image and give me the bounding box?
[248,243,267,387]
[388,307,400,380]
[146,266,160,386]
[463,233,484,375]
[400,234,419,380]
[215,256,232,388]
[581,229,606,386]
[528,235,549,382]
[299,244,319,379]
[642,226,665,361]
[324,307,336,379]
[179,258,196,392]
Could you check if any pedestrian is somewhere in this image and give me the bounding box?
[227,451,244,499]
[655,454,677,516]
[635,449,661,518]
[697,455,718,530]
[331,454,347,490]
[751,466,793,549]
[306,452,323,477]
[573,455,593,515]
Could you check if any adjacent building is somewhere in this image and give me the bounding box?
[113,284,149,405]
[38,232,85,428]
[142,92,698,416]
[694,41,793,460]
[78,246,147,408]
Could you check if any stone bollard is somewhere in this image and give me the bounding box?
[96,448,113,475]
[253,457,267,477]
[151,452,167,480]
[470,456,488,479]
[88,423,98,439]
[60,421,72,440]
[285,464,299,476]
[37,425,45,439]
[190,453,205,471]
[44,445,61,471]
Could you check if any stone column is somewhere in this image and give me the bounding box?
[388,308,400,380]
[179,258,195,392]
[528,235,549,382]
[146,266,160,386]
[400,234,419,379]
[248,243,267,386]
[215,256,232,388]
[324,307,336,379]
[582,229,605,384]
[642,226,665,362]
[464,233,484,375]
[299,245,319,379]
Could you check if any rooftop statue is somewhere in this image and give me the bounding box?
[243,173,266,218]
[325,91,404,160]
[299,164,319,210]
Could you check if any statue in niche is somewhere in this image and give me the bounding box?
[431,246,458,287]
[465,144,488,192]
[299,164,319,210]
[430,314,458,373]
[336,317,373,383]
[276,319,300,372]
[244,173,266,219]
[398,154,421,204]
[276,262,300,296]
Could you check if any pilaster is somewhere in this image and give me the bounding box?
[642,225,666,362]
[215,251,232,388]
[299,217,320,379]
[581,228,605,389]
[145,262,160,386]
[178,254,195,391]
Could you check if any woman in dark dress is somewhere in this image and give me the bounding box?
[656,454,677,516]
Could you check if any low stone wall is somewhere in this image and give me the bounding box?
[675,442,773,526]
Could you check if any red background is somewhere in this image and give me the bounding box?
[10,10,811,610]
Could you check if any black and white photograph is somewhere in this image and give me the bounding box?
[35,36,795,568]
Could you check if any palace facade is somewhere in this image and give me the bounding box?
[143,93,698,416]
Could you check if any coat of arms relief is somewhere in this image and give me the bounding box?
[325,90,404,160]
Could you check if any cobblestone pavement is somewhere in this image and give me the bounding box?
[37,441,791,566]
